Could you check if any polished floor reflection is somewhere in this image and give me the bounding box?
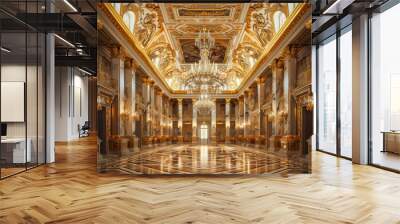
[107,145,290,175]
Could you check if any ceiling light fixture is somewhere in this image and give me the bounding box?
[54,34,75,48]
[322,0,355,15]
[1,47,11,53]
[63,0,78,12]
[78,67,93,76]
[193,88,215,113]
[182,28,226,94]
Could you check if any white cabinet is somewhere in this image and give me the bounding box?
[1,138,32,163]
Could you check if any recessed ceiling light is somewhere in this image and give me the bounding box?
[1,47,11,53]
[78,67,93,76]
[54,34,75,48]
[63,0,78,12]
[323,0,355,15]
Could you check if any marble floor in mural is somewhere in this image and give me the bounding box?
[105,144,307,175]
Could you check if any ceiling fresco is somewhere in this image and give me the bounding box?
[180,39,228,63]
[177,8,231,17]
[108,3,300,91]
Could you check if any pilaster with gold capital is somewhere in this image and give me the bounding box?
[110,46,127,135]
[283,46,298,135]
[177,99,183,142]
[192,98,198,142]
[111,46,125,60]
[225,98,231,143]
[211,98,217,143]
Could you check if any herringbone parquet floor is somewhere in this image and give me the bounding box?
[1,137,400,224]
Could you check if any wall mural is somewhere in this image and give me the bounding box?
[97,3,312,175]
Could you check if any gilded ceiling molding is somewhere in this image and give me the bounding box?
[100,3,310,98]
[98,3,174,94]
[237,3,311,94]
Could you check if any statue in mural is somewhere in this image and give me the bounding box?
[138,12,157,46]
[252,12,273,46]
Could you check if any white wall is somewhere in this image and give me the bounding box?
[55,67,89,141]
[1,65,36,138]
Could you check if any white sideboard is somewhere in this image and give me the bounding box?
[1,138,32,163]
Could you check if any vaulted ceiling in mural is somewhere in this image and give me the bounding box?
[108,3,300,91]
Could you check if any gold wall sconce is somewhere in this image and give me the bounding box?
[305,93,314,111]
[268,112,275,121]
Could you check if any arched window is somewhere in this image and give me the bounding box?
[288,3,297,14]
[112,3,121,14]
[273,11,287,33]
[123,11,135,33]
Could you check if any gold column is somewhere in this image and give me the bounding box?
[238,95,244,136]
[111,46,125,136]
[271,59,285,136]
[131,62,138,138]
[192,99,197,143]
[243,90,249,137]
[283,46,298,135]
[211,99,217,143]
[149,81,155,137]
[225,98,231,144]
[166,97,171,137]
[123,59,138,137]
[159,92,164,137]
[177,98,183,143]
[142,77,151,137]
[235,98,240,137]
[256,77,266,147]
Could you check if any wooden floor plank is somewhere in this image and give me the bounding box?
[0,137,400,223]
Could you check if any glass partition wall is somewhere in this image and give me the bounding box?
[339,27,352,158]
[317,35,337,155]
[316,26,352,159]
[0,1,46,179]
[370,3,400,171]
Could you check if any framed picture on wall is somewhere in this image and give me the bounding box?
[1,81,25,122]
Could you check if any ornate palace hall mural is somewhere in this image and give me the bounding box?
[97,2,312,174]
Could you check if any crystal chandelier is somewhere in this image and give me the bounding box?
[193,87,215,113]
[183,28,226,94]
